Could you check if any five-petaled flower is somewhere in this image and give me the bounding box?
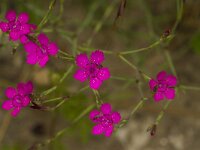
[1,81,33,117]
[24,33,59,67]
[74,50,110,89]
[149,71,177,102]
[89,103,121,137]
[0,10,36,42]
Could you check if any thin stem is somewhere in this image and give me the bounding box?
[155,101,171,125]
[118,55,151,80]
[164,50,177,76]
[40,65,74,96]
[58,50,72,57]
[43,97,66,103]
[110,76,135,81]
[37,0,57,31]
[122,39,162,55]
[180,85,200,91]
[59,65,74,83]
[92,90,103,108]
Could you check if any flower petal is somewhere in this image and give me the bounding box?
[0,22,9,32]
[18,12,29,23]
[5,10,16,22]
[90,50,104,64]
[89,110,100,122]
[5,87,17,98]
[149,79,158,91]
[92,124,104,135]
[39,55,49,67]
[153,92,164,102]
[9,30,20,41]
[20,35,29,44]
[100,103,112,114]
[74,69,88,82]
[165,88,175,100]
[22,96,31,106]
[104,125,114,137]
[24,42,38,53]
[11,107,21,117]
[98,68,110,81]
[47,42,59,56]
[26,53,38,65]
[20,24,31,34]
[157,71,167,81]
[89,78,102,90]
[17,83,26,95]
[75,53,89,68]
[25,81,34,94]
[38,33,49,45]
[2,100,13,110]
[166,75,177,87]
[111,112,121,124]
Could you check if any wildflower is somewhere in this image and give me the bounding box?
[74,50,110,89]
[0,10,36,42]
[2,81,33,117]
[24,33,59,67]
[89,103,121,137]
[149,71,177,102]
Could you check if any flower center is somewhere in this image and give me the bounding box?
[12,95,23,107]
[157,80,168,92]
[98,114,113,127]
[87,63,102,78]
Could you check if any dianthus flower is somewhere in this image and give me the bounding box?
[74,50,110,89]
[0,10,36,42]
[24,33,59,67]
[89,103,121,137]
[149,71,177,102]
[2,81,33,117]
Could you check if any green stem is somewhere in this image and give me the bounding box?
[155,101,171,125]
[92,90,103,108]
[37,0,57,31]
[180,85,200,91]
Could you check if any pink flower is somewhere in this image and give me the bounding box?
[0,10,36,42]
[74,50,110,89]
[1,81,33,117]
[24,33,59,67]
[149,71,177,102]
[89,103,121,137]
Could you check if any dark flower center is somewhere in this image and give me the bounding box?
[12,95,23,107]
[94,114,113,127]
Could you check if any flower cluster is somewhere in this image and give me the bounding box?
[149,71,177,102]
[0,10,36,42]
[2,81,33,117]
[0,10,58,67]
[74,50,110,89]
[0,9,180,139]
[24,33,59,67]
[89,103,121,137]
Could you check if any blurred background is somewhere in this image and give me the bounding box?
[0,0,200,150]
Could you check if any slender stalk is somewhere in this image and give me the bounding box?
[92,90,103,108]
[37,0,57,31]
[180,85,200,91]
[155,101,171,125]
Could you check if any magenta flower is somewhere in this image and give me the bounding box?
[1,81,33,117]
[89,103,121,137]
[24,33,59,67]
[149,71,177,102]
[0,10,36,42]
[74,50,110,89]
